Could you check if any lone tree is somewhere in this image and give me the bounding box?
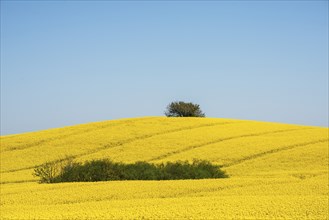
[165,101,205,117]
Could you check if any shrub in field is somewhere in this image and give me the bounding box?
[33,162,60,183]
[160,160,227,180]
[122,161,160,180]
[34,159,228,183]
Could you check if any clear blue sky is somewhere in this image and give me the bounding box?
[1,1,328,135]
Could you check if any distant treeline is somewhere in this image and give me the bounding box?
[34,159,228,183]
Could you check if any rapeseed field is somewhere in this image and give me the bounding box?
[0,117,328,219]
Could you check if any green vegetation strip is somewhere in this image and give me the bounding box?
[34,159,228,183]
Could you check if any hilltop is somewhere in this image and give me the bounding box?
[1,117,328,219]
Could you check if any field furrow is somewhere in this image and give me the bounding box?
[223,139,329,167]
[148,128,311,162]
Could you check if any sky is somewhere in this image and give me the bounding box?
[1,1,328,135]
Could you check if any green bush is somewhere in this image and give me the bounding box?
[34,159,228,183]
[165,101,205,117]
[33,162,60,183]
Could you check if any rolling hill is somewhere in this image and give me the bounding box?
[1,117,328,219]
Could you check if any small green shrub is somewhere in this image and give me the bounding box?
[33,162,59,183]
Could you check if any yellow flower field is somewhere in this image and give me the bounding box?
[0,117,328,219]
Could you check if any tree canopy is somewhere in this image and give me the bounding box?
[165,101,205,117]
